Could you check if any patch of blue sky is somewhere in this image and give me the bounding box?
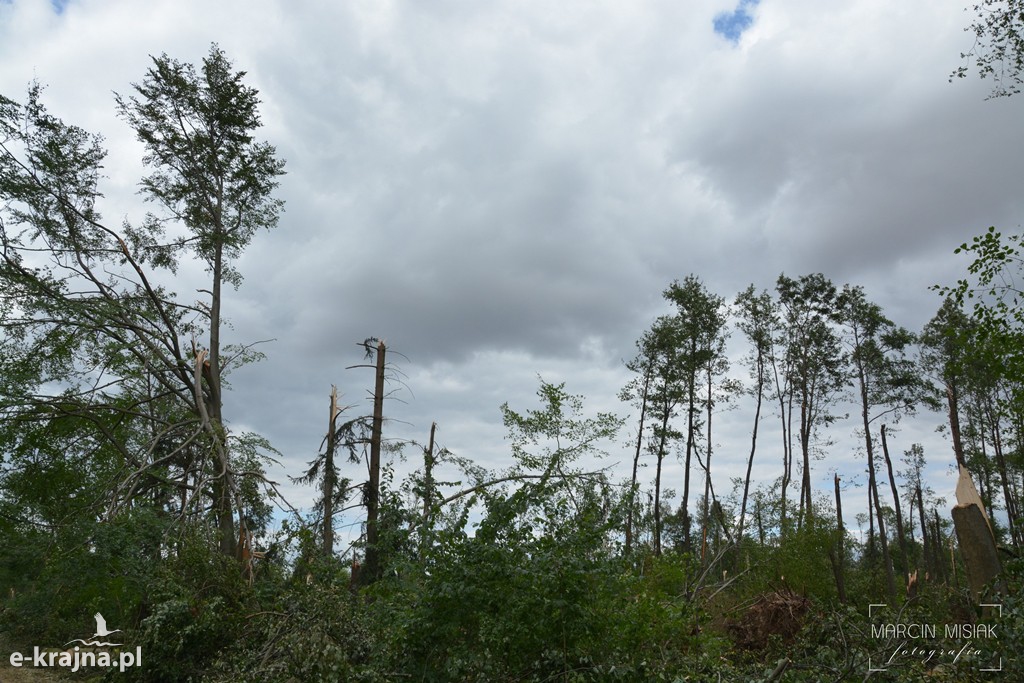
[713,0,760,44]
[51,0,70,14]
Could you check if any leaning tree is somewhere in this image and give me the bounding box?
[0,44,285,558]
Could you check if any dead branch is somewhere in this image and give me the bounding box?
[440,470,608,506]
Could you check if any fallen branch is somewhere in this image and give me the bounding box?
[439,469,607,506]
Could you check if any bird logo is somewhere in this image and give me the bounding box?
[64,612,123,647]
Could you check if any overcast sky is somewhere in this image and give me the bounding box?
[3,0,1022,545]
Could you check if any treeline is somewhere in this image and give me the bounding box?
[618,273,1024,600]
[0,46,1020,682]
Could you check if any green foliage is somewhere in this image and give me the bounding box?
[2,47,1022,680]
[115,44,286,283]
[938,229,1024,409]
[0,47,287,606]
[953,0,1024,98]
[501,378,623,473]
[0,508,167,644]
[344,381,706,681]
[988,556,1024,668]
[385,490,702,681]
[131,597,233,683]
[104,526,254,683]
[841,284,922,422]
[752,519,841,602]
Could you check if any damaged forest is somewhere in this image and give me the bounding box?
[2,20,1024,683]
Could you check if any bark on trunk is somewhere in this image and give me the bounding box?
[210,243,235,558]
[880,425,909,586]
[701,368,713,561]
[323,386,340,558]
[625,366,651,553]
[988,404,1021,549]
[951,503,1005,603]
[916,485,932,582]
[832,474,847,603]
[854,354,894,600]
[682,391,696,553]
[947,384,967,469]
[737,354,764,541]
[654,409,670,557]
[798,391,813,530]
[780,391,793,534]
[360,340,386,586]
[933,509,947,585]
[423,421,436,526]
[419,421,436,561]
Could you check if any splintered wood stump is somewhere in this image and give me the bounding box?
[951,503,1004,602]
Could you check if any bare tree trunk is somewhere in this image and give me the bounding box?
[701,367,713,559]
[323,386,341,558]
[916,484,932,581]
[625,366,651,553]
[682,388,696,553]
[880,425,909,586]
[852,352,895,599]
[360,340,386,586]
[868,446,897,600]
[947,385,967,469]
[208,240,237,558]
[933,508,947,585]
[756,496,765,546]
[974,408,996,512]
[194,346,235,559]
[798,391,813,530]
[654,410,670,557]
[780,391,793,535]
[737,353,764,541]
[988,402,1021,549]
[867,484,875,559]
[419,421,436,562]
[423,421,436,525]
[831,474,847,603]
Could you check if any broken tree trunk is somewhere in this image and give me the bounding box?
[952,466,1004,603]
[737,351,764,543]
[864,423,896,601]
[323,385,341,558]
[359,340,387,587]
[951,502,1005,603]
[831,474,847,603]
[194,349,236,558]
[423,421,436,525]
[916,484,932,584]
[933,509,947,585]
[880,426,909,587]
[418,421,437,562]
[625,364,651,553]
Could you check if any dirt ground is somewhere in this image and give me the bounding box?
[0,660,69,683]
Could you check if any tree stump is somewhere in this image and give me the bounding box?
[951,503,1004,602]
